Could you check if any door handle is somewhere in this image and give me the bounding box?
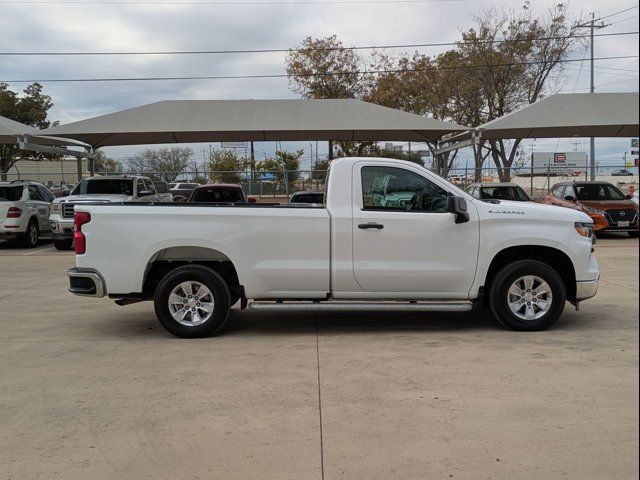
[358,222,384,230]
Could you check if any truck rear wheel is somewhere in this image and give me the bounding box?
[154,265,231,338]
[489,260,565,331]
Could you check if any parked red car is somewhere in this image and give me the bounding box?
[539,181,639,237]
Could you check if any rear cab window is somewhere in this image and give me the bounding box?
[191,187,244,203]
[72,178,134,196]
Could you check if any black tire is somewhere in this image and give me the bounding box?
[53,238,74,250]
[229,292,241,308]
[21,220,39,248]
[628,231,639,238]
[154,265,231,338]
[489,259,566,331]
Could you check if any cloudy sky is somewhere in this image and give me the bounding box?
[0,0,638,170]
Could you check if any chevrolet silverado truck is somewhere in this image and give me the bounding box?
[67,158,600,338]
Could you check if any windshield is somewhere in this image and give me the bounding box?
[72,178,134,196]
[0,186,23,202]
[575,183,626,201]
[480,186,530,201]
[190,187,244,203]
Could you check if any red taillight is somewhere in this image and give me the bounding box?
[7,207,22,218]
[74,211,91,254]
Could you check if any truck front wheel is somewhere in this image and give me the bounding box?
[53,238,73,250]
[489,260,566,331]
[154,265,231,338]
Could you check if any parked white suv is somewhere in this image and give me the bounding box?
[0,180,55,247]
[50,175,164,250]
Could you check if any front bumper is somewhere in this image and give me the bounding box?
[576,274,599,301]
[590,213,639,232]
[51,219,74,239]
[67,268,106,298]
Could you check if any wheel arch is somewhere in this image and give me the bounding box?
[142,246,242,300]
[482,245,576,304]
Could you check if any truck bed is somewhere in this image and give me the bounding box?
[75,202,331,299]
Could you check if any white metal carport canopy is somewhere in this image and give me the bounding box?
[478,93,639,139]
[40,99,468,148]
[436,92,640,155]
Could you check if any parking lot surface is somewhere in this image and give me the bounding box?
[0,236,638,480]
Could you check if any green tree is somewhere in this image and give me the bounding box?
[257,150,302,186]
[126,147,193,182]
[206,150,247,183]
[0,82,57,180]
[311,159,329,180]
[93,150,122,173]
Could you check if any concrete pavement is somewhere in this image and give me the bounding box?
[0,236,638,479]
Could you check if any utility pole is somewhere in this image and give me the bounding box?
[576,12,608,181]
[250,141,255,183]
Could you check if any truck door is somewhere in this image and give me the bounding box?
[351,163,479,298]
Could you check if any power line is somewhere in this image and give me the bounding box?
[1,31,637,56]
[2,54,638,83]
[598,4,639,20]
[609,14,640,26]
[595,76,639,88]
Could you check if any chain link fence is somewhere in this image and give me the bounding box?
[3,164,638,200]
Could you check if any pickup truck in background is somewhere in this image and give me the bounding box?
[188,183,255,203]
[67,158,600,338]
[50,175,165,250]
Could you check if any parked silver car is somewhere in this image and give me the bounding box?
[0,180,55,247]
[466,182,532,202]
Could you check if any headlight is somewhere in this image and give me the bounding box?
[50,203,60,214]
[584,206,605,215]
[575,222,594,238]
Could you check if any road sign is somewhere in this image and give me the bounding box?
[221,142,246,150]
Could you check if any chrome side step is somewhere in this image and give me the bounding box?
[248,301,473,312]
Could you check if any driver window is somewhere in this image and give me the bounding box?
[551,185,565,198]
[361,166,448,212]
[564,185,576,198]
[28,185,43,201]
[136,178,145,196]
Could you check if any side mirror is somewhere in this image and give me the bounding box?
[446,195,469,224]
[564,195,576,202]
[247,197,257,203]
[627,193,634,199]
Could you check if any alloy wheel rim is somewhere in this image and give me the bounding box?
[507,275,553,321]
[29,224,38,244]
[168,281,215,327]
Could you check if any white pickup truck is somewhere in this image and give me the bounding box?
[50,175,165,250]
[67,158,599,338]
